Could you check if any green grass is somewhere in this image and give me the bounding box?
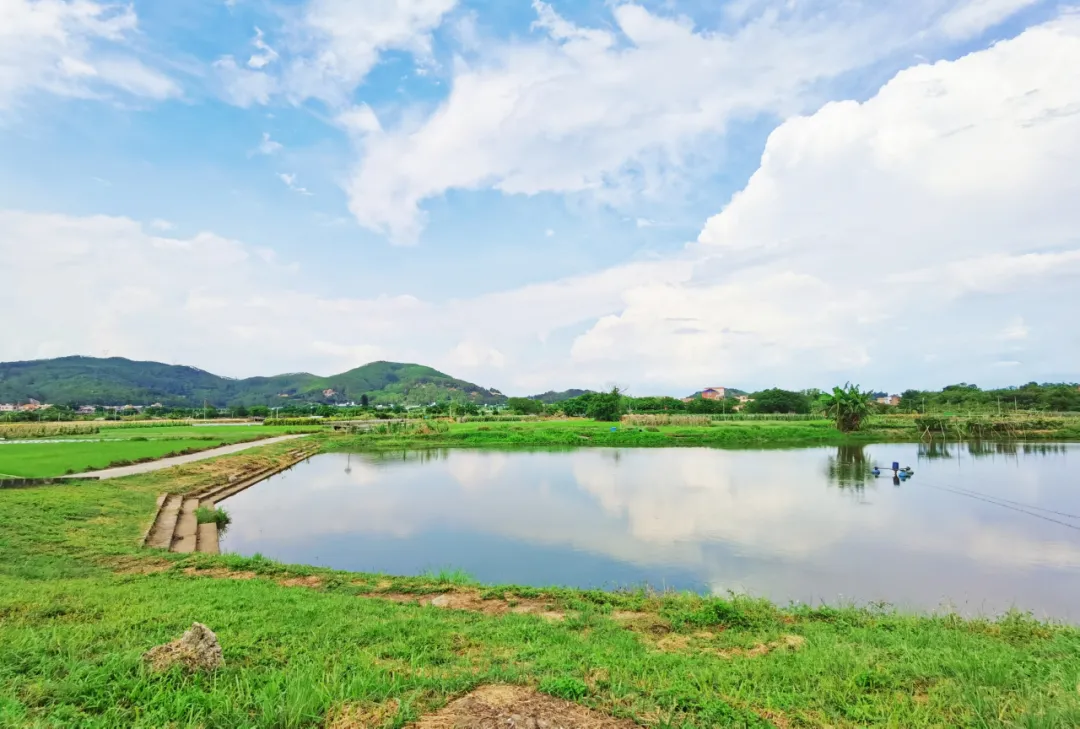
[1,438,1079,727]
[51,424,319,442]
[194,505,231,528]
[0,426,318,478]
[329,418,908,451]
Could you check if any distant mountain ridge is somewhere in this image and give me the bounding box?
[0,356,506,407]
[527,389,595,403]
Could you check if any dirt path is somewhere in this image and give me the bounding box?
[62,434,310,481]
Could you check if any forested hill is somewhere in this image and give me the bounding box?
[0,356,506,408]
[527,389,595,403]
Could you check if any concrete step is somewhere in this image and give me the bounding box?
[196,466,276,503]
[146,494,183,550]
[206,451,314,505]
[171,497,200,554]
[197,522,219,554]
[191,466,267,498]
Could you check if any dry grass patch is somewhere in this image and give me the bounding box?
[278,575,323,588]
[410,685,639,729]
[326,698,401,729]
[609,611,670,634]
[721,634,806,658]
[105,555,174,575]
[182,567,258,580]
[650,630,806,659]
[756,708,794,729]
[371,590,565,621]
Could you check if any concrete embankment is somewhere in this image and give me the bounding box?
[142,443,319,555]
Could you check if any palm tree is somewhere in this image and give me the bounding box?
[823,383,873,432]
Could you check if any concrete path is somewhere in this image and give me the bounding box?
[64,434,310,480]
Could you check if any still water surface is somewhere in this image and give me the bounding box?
[219,443,1080,620]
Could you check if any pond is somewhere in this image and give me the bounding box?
[218,443,1080,620]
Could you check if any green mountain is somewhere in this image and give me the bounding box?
[685,387,748,399]
[527,389,595,403]
[0,356,505,408]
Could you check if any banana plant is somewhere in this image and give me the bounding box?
[823,383,873,432]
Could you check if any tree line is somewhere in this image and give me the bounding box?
[897,382,1080,413]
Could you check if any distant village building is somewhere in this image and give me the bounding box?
[701,387,727,401]
[77,406,97,415]
[876,395,901,406]
[0,404,15,412]
[323,389,337,398]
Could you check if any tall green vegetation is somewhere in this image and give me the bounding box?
[745,389,811,414]
[823,383,873,432]
[586,388,624,422]
[899,382,1080,413]
[506,397,546,415]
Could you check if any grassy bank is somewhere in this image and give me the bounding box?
[0,425,318,479]
[2,440,1079,727]
[325,416,1080,452]
[328,418,879,450]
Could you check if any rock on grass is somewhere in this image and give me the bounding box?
[143,622,224,673]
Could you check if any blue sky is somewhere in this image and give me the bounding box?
[1,0,1078,395]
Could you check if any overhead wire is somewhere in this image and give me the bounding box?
[909,478,1080,532]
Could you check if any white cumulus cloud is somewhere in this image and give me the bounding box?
[0,0,179,111]
[343,0,1044,242]
[569,13,1080,389]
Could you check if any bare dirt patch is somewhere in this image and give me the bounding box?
[371,590,565,621]
[279,575,323,588]
[105,555,173,575]
[411,685,639,729]
[326,698,401,729]
[182,567,258,580]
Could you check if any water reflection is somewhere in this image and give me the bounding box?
[919,441,1070,460]
[825,445,873,489]
[219,444,1080,620]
